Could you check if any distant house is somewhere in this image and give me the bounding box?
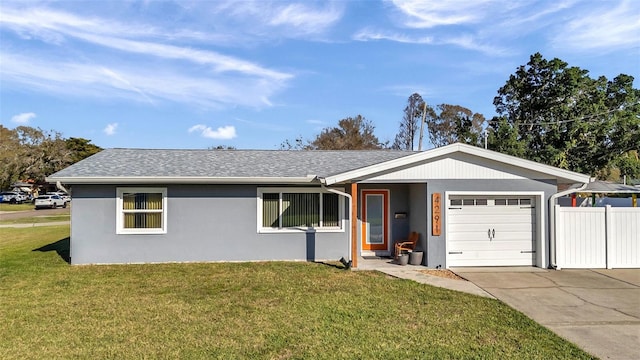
[47,143,590,268]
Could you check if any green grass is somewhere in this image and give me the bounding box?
[0,203,34,211]
[0,214,70,225]
[0,226,595,359]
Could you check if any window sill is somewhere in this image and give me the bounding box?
[258,227,344,234]
[117,229,167,235]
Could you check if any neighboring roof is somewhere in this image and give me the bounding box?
[47,148,415,184]
[570,180,640,193]
[323,143,591,185]
[47,143,592,185]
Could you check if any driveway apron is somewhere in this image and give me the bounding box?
[453,268,640,360]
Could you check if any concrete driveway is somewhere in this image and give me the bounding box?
[453,268,640,360]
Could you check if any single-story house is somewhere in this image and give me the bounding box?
[46,143,591,268]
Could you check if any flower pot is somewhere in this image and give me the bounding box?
[409,251,423,265]
[397,253,409,266]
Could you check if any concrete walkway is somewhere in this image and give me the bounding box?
[454,267,640,360]
[356,258,494,298]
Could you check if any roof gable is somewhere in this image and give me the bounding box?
[322,143,590,185]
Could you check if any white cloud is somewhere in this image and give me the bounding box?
[11,112,36,124]
[552,0,640,52]
[103,123,118,136]
[353,29,508,56]
[1,53,286,108]
[353,29,433,44]
[268,3,343,34]
[390,0,497,28]
[188,124,237,140]
[216,1,344,36]
[0,6,293,108]
[0,7,292,81]
[305,119,324,125]
[379,0,637,56]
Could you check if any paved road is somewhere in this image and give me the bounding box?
[0,206,70,220]
[454,267,640,360]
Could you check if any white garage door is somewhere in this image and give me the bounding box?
[448,196,536,267]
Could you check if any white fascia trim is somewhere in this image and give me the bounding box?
[454,144,591,183]
[46,176,319,185]
[323,143,591,185]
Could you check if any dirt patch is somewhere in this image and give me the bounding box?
[419,269,466,281]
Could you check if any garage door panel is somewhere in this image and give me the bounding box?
[449,250,535,260]
[448,195,536,267]
[448,233,535,243]
[448,240,535,251]
[448,206,534,213]
[448,256,536,267]
[449,223,537,233]
[448,214,535,225]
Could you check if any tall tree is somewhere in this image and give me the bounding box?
[427,104,485,147]
[0,126,102,189]
[310,115,385,150]
[491,53,639,177]
[611,150,640,180]
[392,93,428,150]
[0,125,22,190]
[65,137,102,163]
[486,116,526,158]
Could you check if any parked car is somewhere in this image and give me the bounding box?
[35,195,67,209]
[18,191,33,202]
[48,191,71,203]
[0,191,27,204]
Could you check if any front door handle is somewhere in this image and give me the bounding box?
[488,228,491,240]
[492,229,495,239]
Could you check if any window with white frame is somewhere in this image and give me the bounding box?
[258,188,342,231]
[116,187,167,234]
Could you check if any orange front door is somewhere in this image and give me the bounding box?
[361,190,389,251]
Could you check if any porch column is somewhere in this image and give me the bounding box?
[350,182,358,268]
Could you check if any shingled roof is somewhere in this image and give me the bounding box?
[48,148,416,184]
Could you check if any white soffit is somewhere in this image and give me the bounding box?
[364,153,551,181]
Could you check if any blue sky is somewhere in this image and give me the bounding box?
[1,0,638,150]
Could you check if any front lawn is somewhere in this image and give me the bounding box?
[0,203,34,212]
[0,226,594,359]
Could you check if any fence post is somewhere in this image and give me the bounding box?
[605,205,613,269]
[554,205,563,270]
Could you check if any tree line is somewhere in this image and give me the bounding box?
[282,53,639,180]
[0,125,101,190]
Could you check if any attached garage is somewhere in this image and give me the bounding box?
[323,144,591,269]
[447,194,539,267]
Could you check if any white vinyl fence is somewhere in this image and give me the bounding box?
[555,205,639,269]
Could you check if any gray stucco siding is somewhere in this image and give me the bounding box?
[70,184,349,265]
[424,179,557,269]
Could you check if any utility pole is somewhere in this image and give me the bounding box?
[418,101,427,151]
[484,131,488,149]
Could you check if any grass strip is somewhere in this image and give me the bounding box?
[0,215,71,225]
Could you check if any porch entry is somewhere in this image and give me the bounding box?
[361,190,389,251]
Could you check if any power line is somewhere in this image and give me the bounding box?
[489,108,632,127]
